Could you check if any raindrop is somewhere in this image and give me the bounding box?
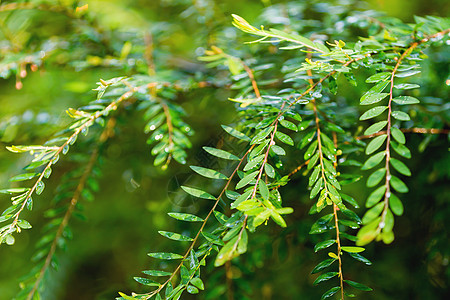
[149,125,156,131]
[155,134,163,141]
[386,192,391,198]
[379,221,385,229]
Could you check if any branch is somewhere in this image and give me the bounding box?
[356,127,449,140]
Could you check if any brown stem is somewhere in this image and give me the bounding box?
[143,145,256,298]
[242,63,261,98]
[26,118,115,300]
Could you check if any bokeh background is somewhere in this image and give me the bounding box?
[0,0,449,299]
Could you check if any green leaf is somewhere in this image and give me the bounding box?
[258,180,269,200]
[203,147,239,160]
[309,167,321,187]
[251,126,273,144]
[236,171,259,189]
[133,277,160,287]
[389,194,404,216]
[348,252,372,265]
[271,145,286,156]
[390,158,411,176]
[264,163,275,178]
[142,270,172,276]
[361,152,385,170]
[158,231,193,242]
[187,285,199,294]
[362,202,384,224]
[394,84,420,90]
[360,93,388,105]
[314,239,336,252]
[392,96,420,104]
[344,280,373,291]
[275,131,294,146]
[391,127,405,144]
[341,246,365,253]
[366,186,386,208]
[390,176,408,193]
[311,258,336,274]
[118,292,138,300]
[365,135,387,155]
[36,181,45,195]
[360,106,388,120]
[391,141,411,158]
[0,188,30,194]
[366,168,386,187]
[313,272,338,285]
[148,252,184,260]
[190,166,228,180]
[191,278,205,290]
[391,111,410,121]
[17,219,32,229]
[364,121,387,135]
[280,119,298,132]
[395,70,420,78]
[168,212,204,222]
[9,173,39,182]
[365,72,390,83]
[304,141,318,160]
[321,287,341,299]
[221,125,251,142]
[181,186,216,200]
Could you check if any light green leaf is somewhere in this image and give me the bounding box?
[275,131,294,146]
[191,278,205,290]
[361,152,386,170]
[341,246,365,253]
[203,147,239,160]
[158,231,193,242]
[279,119,298,132]
[360,106,388,120]
[390,176,408,193]
[9,173,39,182]
[133,277,160,287]
[168,212,204,222]
[181,186,216,200]
[221,125,251,142]
[360,93,389,105]
[364,121,387,135]
[362,202,384,224]
[389,194,404,216]
[390,158,411,176]
[366,186,386,208]
[0,188,30,194]
[391,127,405,144]
[392,96,420,104]
[258,180,269,200]
[366,168,386,187]
[148,252,184,260]
[365,135,387,155]
[391,111,410,121]
[142,270,172,276]
[236,171,259,189]
[365,72,390,83]
[394,84,420,90]
[190,166,228,180]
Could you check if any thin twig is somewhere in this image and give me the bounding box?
[356,127,449,140]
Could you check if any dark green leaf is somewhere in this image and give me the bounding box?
[313,272,338,285]
[344,280,373,291]
[321,287,341,299]
[311,258,336,274]
[148,252,183,260]
[314,239,336,252]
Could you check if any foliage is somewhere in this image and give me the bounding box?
[0,0,449,299]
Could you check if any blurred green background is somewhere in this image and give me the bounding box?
[0,0,449,299]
